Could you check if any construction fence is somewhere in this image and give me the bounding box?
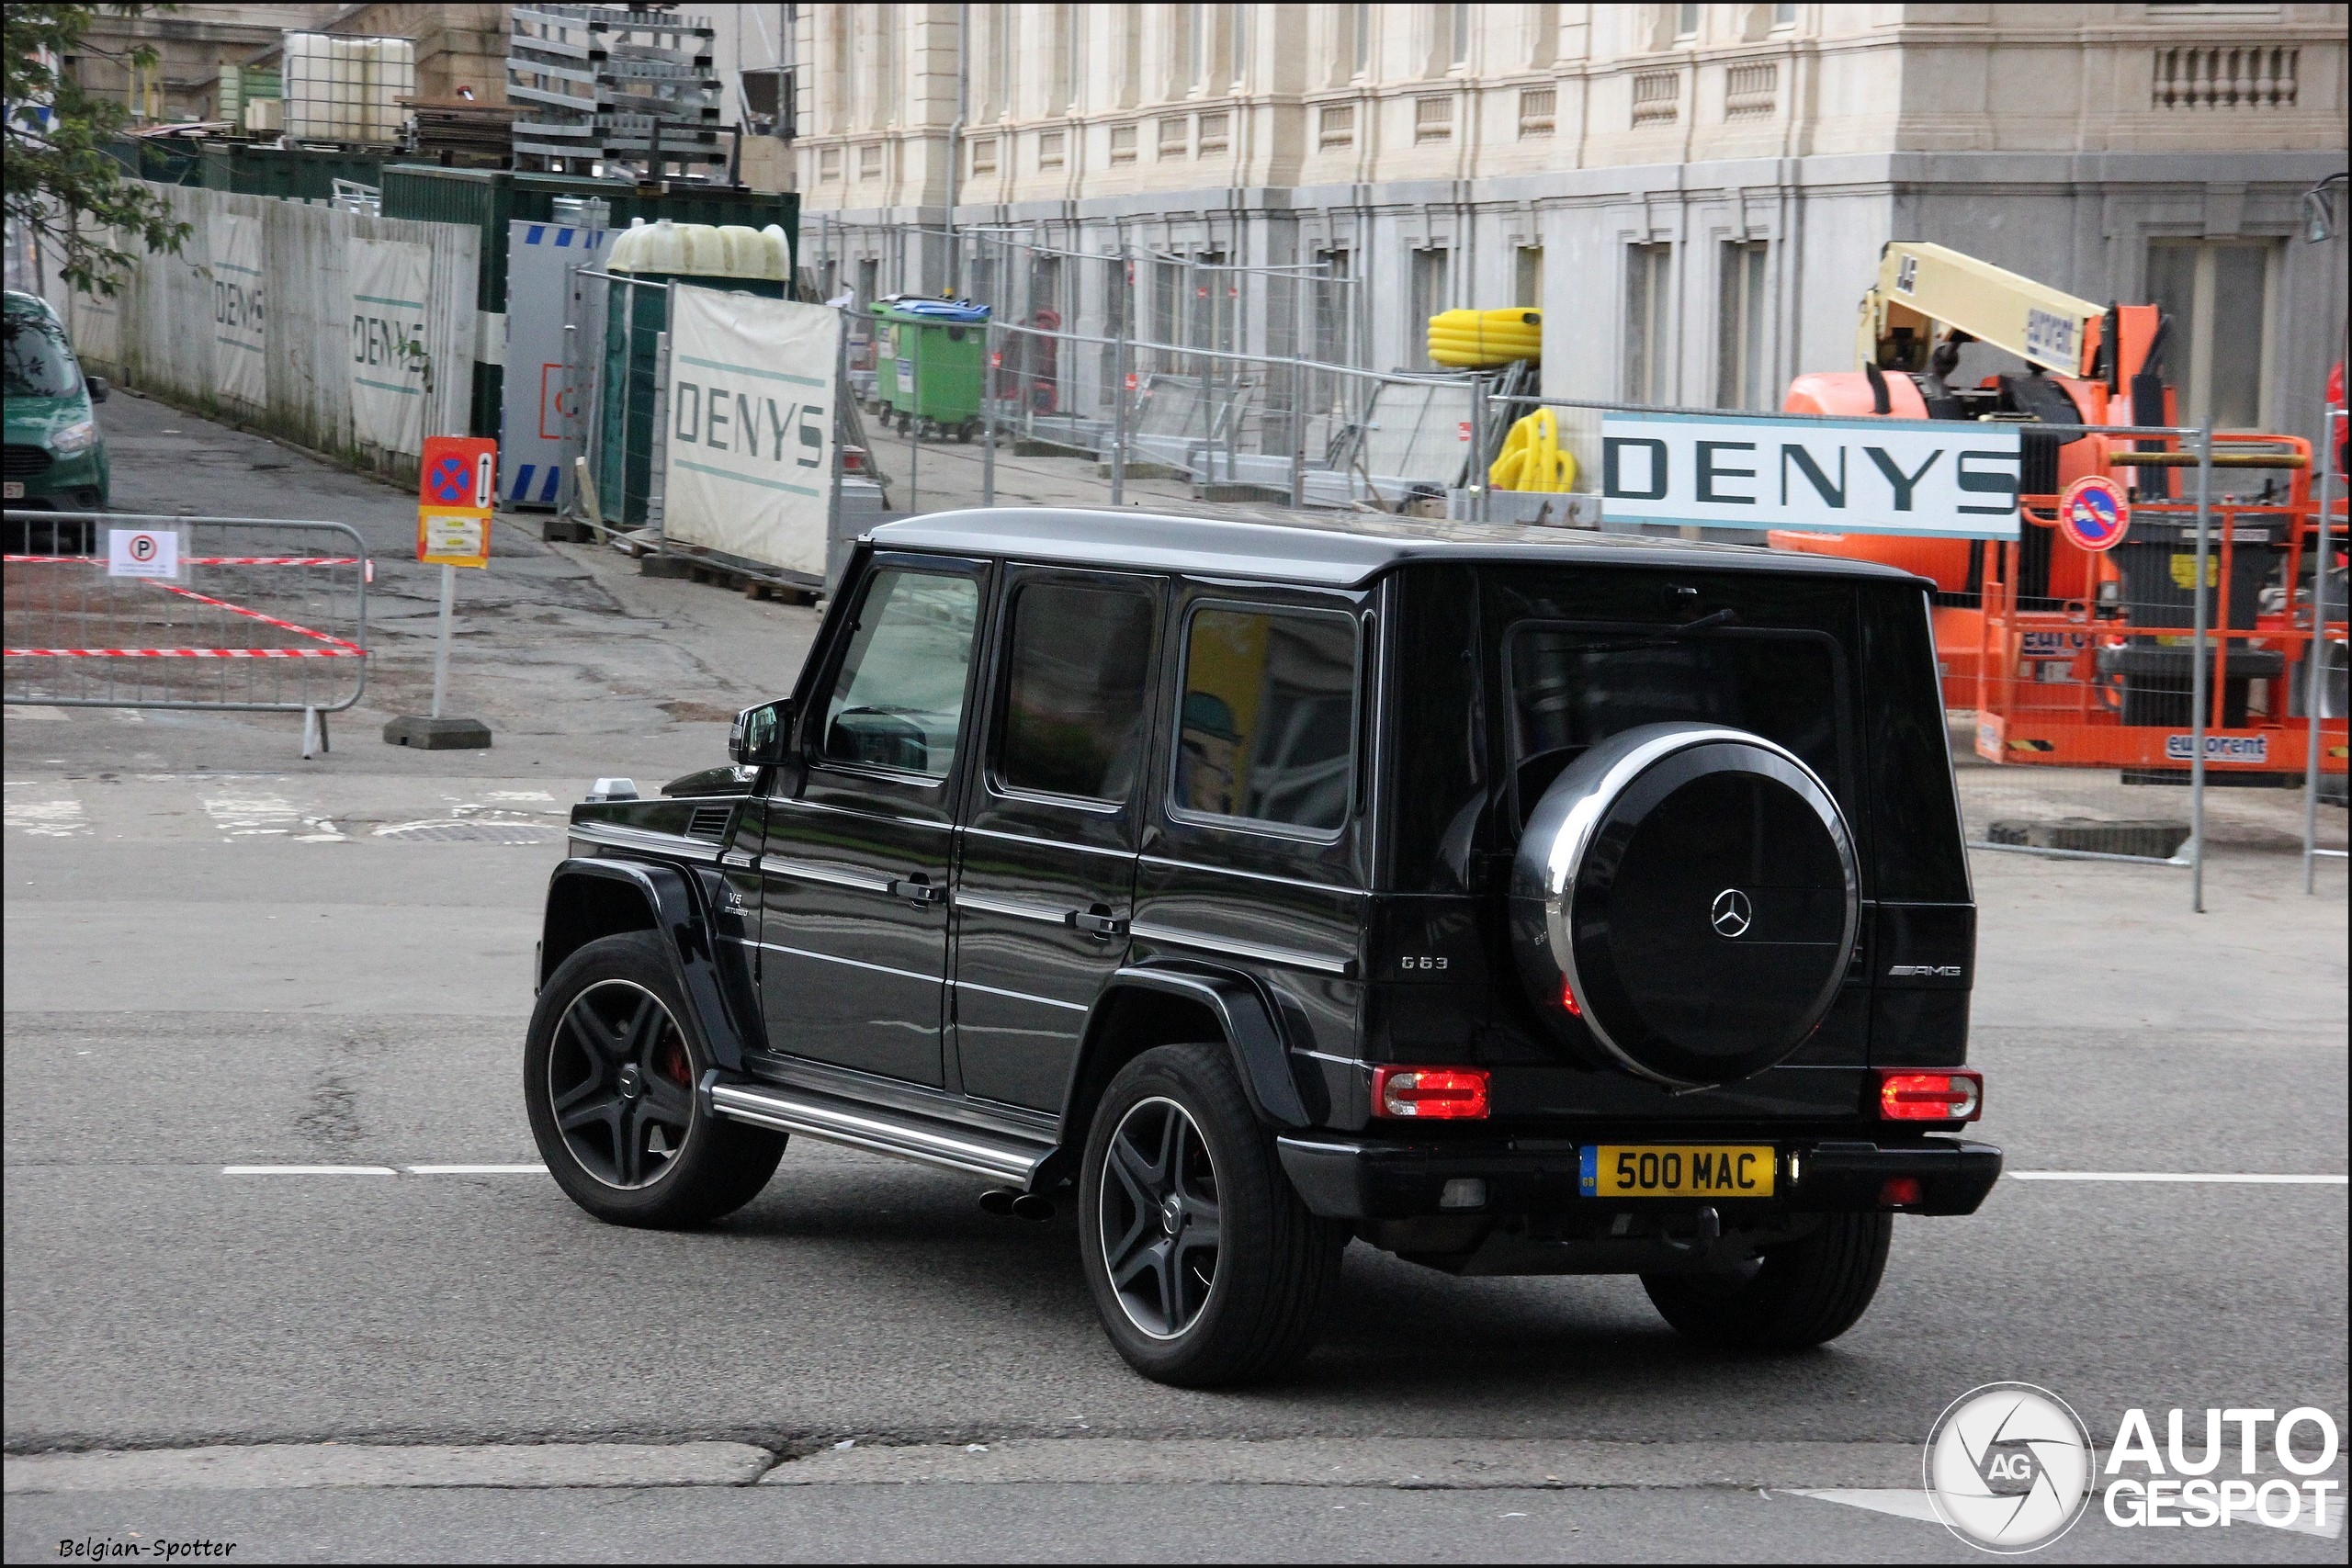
[42,181,481,485]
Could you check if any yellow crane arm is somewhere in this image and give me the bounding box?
[1857,241,2104,378]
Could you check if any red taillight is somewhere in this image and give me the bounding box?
[1879,1176,1924,1207]
[1559,977,1581,1016]
[1875,1070,1983,1122]
[1372,1066,1490,1120]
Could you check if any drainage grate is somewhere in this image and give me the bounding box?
[374,819,562,844]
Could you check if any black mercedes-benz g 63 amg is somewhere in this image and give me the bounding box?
[528,508,1997,1386]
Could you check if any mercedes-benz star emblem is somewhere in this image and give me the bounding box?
[1711,887,1753,938]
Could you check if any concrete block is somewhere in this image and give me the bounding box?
[382,715,493,750]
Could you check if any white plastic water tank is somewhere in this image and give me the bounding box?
[281,32,415,144]
[606,219,789,283]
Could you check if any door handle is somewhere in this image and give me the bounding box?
[888,877,945,905]
[1073,910,1128,939]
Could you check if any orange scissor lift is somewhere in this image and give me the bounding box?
[1774,242,2346,784]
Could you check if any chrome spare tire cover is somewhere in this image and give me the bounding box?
[1509,722,1860,1089]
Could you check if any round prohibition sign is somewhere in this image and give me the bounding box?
[2057,475,2130,552]
[128,534,159,564]
[425,454,474,505]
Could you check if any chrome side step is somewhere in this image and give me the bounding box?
[705,1077,1054,1188]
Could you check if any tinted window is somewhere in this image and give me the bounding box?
[1174,606,1357,834]
[1860,586,1970,900]
[998,581,1156,801]
[820,570,980,778]
[4,318,81,398]
[1507,625,1846,820]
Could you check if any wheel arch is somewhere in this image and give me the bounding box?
[539,857,756,1070]
[1059,964,1314,1153]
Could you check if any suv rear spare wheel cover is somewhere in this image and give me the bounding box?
[1510,722,1860,1088]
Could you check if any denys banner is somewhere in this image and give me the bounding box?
[348,238,433,457]
[662,283,840,579]
[1599,411,2023,540]
[208,213,265,410]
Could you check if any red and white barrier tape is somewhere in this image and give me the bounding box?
[3,555,362,566]
[5,647,360,659]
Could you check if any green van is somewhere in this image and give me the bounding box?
[4,290,109,551]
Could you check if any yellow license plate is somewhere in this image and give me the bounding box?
[1580,1145,1776,1198]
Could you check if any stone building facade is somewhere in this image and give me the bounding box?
[790,3,2347,441]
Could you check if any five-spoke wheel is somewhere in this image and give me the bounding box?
[525,931,785,1227]
[1098,1096,1223,1339]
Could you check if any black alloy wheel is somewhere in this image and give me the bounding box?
[1098,1096,1223,1339]
[525,931,785,1228]
[548,978,695,1190]
[1078,1043,1344,1386]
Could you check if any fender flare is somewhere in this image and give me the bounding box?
[1082,963,1312,1130]
[540,857,757,1070]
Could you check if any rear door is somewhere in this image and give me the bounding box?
[951,568,1163,1110]
[755,556,987,1088]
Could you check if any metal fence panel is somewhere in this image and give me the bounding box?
[4,513,368,716]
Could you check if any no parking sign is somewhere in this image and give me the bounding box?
[417,435,496,568]
[2058,475,2130,552]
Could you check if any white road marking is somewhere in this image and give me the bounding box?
[201,793,345,841]
[4,705,68,720]
[404,1164,548,1175]
[484,790,557,802]
[220,1165,397,1176]
[1782,1488,1943,1524]
[2008,1171,2347,1185]
[3,784,88,837]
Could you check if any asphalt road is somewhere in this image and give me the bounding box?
[3,393,2346,1562]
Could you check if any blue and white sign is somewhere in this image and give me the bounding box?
[1600,412,2023,540]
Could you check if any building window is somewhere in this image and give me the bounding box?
[1772,3,1796,26]
[1716,241,1769,411]
[1119,3,1142,106]
[969,136,998,175]
[1725,62,1776,118]
[2151,46,2299,110]
[1158,116,1189,157]
[1410,247,1451,367]
[1451,3,1470,66]
[1633,72,1679,124]
[1195,111,1228,154]
[1354,2,1373,78]
[2145,240,2278,429]
[858,142,883,179]
[1051,4,1077,110]
[820,146,842,181]
[1038,130,1066,168]
[1677,3,1702,38]
[1626,243,1673,403]
[1515,245,1545,312]
[1518,87,1556,137]
[1415,96,1453,142]
[1110,123,1138,164]
[1187,2,1206,88]
[1318,103,1355,148]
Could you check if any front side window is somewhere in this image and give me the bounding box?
[1173,606,1358,834]
[820,569,980,778]
[998,581,1157,801]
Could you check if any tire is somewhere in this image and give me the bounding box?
[524,931,785,1228]
[1078,1043,1345,1387]
[1640,1213,1893,1351]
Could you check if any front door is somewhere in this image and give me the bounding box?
[756,558,987,1087]
[952,569,1163,1111]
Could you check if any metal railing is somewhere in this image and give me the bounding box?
[4,512,371,756]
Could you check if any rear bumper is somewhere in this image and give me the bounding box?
[1275,1133,2002,1220]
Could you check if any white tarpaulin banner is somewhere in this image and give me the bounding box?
[347,238,432,456]
[208,213,265,408]
[662,284,840,578]
[1599,412,2023,540]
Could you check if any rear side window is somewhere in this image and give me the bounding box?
[997,581,1157,801]
[820,569,980,778]
[1506,625,1849,821]
[1173,606,1358,835]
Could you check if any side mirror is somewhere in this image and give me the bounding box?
[86,376,109,403]
[729,698,795,766]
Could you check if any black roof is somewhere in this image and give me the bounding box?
[865,508,1925,591]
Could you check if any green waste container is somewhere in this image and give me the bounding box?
[871,299,989,442]
[594,220,791,529]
